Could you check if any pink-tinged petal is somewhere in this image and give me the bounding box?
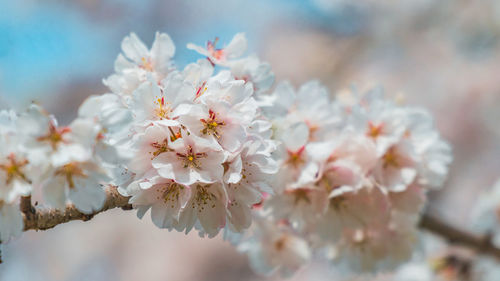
[153,154,198,185]
[153,154,178,177]
[168,137,187,152]
[195,169,218,184]
[390,184,426,213]
[224,156,242,184]
[306,141,336,162]
[200,152,225,178]
[128,151,153,176]
[232,184,261,204]
[292,162,319,187]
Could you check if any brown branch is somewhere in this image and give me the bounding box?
[420,212,500,259]
[20,195,35,215]
[22,186,132,231]
[17,185,500,261]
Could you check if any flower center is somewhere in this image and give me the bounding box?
[382,147,399,168]
[150,138,170,159]
[0,153,30,185]
[285,146,306,168]
[37,122,71,150]
[200,110,225,138]
[154,97,171,120]
[54,163,86,189]
[176,145,207,169]
[366,122,384,139]
[207,38,225,62]
[159,182,184,208]
[192,184,217,211]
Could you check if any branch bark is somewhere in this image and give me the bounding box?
[19,187,500,260]
[22,186,132,231]
[419,212,500,259]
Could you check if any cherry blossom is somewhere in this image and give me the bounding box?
[0,31,458,279]
[238,216,312,277]
[151,132,226,186]
[104,32,175,95]
[0,110,31,242]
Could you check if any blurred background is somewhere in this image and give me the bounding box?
[1,0,500,280]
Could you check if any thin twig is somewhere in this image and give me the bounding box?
[419,212,500,259]
[22,186,131,231]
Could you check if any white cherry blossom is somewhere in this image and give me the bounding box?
[152,133,226,186]
[104,32,175,95]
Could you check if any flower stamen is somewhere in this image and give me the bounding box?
[176,145,207,169]
[37,122,71,150]
[0,153,30,185]
[200,110,225,138]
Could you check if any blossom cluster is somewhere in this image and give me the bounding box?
[236,82,452,275]
[105,32,278,237]
[0,31,453,278]
[0,103,115,241]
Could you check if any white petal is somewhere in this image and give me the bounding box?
[225,33,247,59]
[220,123,246,152]
[43,176,67,210]
[0,203,23,241]
[150,32,175,74]
[121,32,149,63]
[283,122,309,151]
[68,179,106,214]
